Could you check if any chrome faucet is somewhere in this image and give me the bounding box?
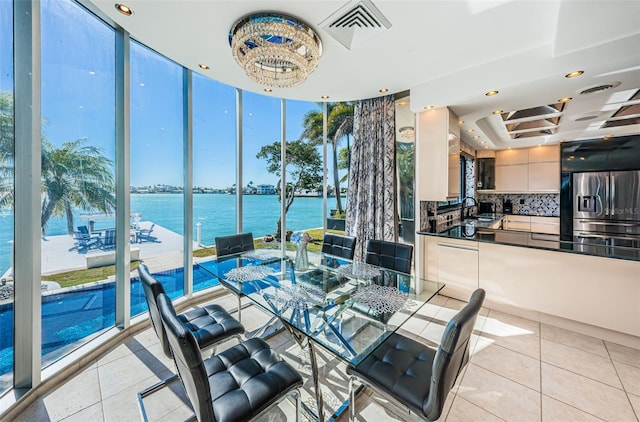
[461,196,477,220]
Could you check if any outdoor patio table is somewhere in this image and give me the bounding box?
[199,250,444,421]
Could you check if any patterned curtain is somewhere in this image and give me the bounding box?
[345,95,396,261]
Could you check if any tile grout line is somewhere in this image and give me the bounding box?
[539,320,543,422]
[604,341,640,421]
[539,392,609,422]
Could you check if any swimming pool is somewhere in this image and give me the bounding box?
[0,264,219,377]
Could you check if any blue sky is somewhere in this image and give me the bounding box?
[15,0,325,189]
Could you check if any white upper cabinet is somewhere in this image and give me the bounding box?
[492,145,560,193]
[416,107,460,201]
[496,148,528,165]
[528,145,559,163]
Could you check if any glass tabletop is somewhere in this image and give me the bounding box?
[199,251,444,365]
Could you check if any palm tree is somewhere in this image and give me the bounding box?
[40,138,115,235]
[0,92,14,209]
[300,102,354,214]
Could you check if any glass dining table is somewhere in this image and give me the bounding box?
[199,249,444,421]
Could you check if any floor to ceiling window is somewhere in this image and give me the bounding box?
[284,100,323,241]
[130,41,184,314]
[242,92,282,241]
[40,0,116,367]
[323,102,353,234]
[192,74,236,291]
[0,0,14,393]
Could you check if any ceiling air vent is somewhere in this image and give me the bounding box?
[578,81,621,96]
[319,0,392,50]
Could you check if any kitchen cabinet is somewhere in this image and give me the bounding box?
[495,164,528,192]
[528,145,560,192]
[478,242,640,337]
[496,148,528,165]
[528,161,560,192]
[504,215,531,231]
[528,145,559,163]
[416,107,461,201]
[490,145,560,193]
[424,236,478,296]
[530,216,559,234]
[422,233,640,338]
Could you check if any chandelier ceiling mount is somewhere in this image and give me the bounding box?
[229,13,323,88]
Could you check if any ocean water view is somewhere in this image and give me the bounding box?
[0,193,342,275]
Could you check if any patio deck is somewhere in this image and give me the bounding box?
[39,221,197,276]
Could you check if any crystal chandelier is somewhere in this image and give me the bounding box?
[229,13,322,88]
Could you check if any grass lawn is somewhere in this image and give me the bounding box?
[45,261,141,288]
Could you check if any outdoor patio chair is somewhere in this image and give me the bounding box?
[214,232,255,323]
[347,288,486,422]
[137,264,245,422]
[71,230,99,251]
[156,291,303,422]
[101,228,116,250]
[136,223,157,243]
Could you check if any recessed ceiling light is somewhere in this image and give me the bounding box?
[492,109,502,115]
[603,135,613,141]
[379,88,389,93]
[508,147,512,150]
[485,90,499,96]
[115,3,133,15]
[466,129,474,133]
[480,141,486,144]
[558,97,572,103]
[397,101,409,106]
[88,71,96,75]
[321,95,329,99]
[580,157,585,160]
[473,135,480,139]
[458,120,464,125]
[565,70,584,78]
[484,146,489,149]
[198,64,210,70]
[264,88,273,93]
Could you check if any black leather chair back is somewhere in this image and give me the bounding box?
[157,293,215,422]
[322,233,357,259]
[423,288,485,420]
[365,239,413,274]
[215,233,255,257]
[137,264,172,359]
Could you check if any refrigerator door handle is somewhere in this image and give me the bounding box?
[610,175,615,216]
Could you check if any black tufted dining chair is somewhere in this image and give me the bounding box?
[321,233,357,260]
[365,239,413,274]
[157,292,303,422]
[346,288,485,421]
[214,233,255,323]
[137,264,244,421]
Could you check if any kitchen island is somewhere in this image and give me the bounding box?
[418,221,640,344]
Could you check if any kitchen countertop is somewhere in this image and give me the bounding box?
[418,215,639,261]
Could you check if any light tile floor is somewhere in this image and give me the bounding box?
[11,292,640,422]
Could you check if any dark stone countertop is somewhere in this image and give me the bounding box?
[418,221,639,262]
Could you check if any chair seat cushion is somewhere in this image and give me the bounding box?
[347,333,436,413]
[204,338,303,422]
[178,304,244,350]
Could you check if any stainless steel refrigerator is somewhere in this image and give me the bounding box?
[573,170,640,258]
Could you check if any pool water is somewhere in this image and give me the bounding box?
[0,264,219,377]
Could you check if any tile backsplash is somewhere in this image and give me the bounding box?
[477,193,560,216]
[419,193,560,231]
